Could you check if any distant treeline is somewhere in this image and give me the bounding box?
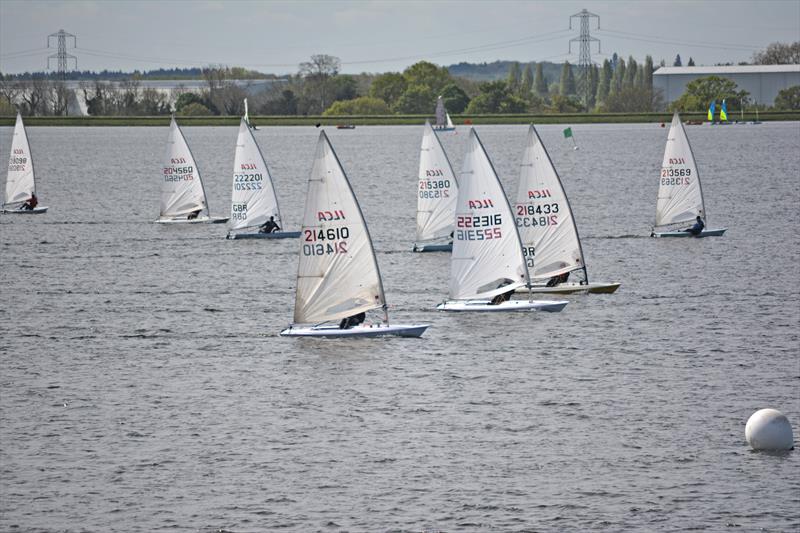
[0,67,276,81]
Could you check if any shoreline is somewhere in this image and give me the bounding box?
[1,111,796,126]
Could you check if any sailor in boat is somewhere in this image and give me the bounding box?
[20,193,38,211]
[684,216,705,236]
[546,272,570,287]
[259,216,280,234]
[187,208,201,220]
[339,312,366,329]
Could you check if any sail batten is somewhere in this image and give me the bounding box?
[655,113,705,229]
[514,125,586,281]
[448,129,529,300]
[229,118,282,231]
[415,121,458,244]
[292,131,386,325]
[160,117,209,218]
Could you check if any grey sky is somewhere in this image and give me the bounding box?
[1,0,798,75]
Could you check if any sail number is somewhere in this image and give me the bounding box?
[163,164,194,181]
[8,154,27,172]
[515,203,559,228]
[456,213,502,240]
[303,226,349,256]
[231,203,247,221]
[661,167,691,186]
[517,203,559,216]
[522,246,535,268]
[234,173,263,190]
[418,179,451,199]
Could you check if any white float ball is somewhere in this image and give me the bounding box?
[745,409,794,451]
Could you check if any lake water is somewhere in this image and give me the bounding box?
[1,122,799,532]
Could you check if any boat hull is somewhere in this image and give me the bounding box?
[412,242,452,252]
[227,231,301,240]
[280,323,429,338]
[515,281,621,294]
[436,299,568,312]
[432,127,455,132]
[652,228,727,238]
[2,206,49,214]
[155,216,229,224]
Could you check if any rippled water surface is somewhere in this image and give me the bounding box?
[1,122,799,532]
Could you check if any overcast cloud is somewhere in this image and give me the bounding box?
[1,0,798,75]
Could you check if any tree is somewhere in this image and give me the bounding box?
[369,72,407,108]
[559,62,576,96]
[687,57,696,66]
[673,54,682,67]
[298,54,341,113]
[260,89,298,115]
[324,96,391,115]
[507,62,521,94]
[602,87,664,112]
[773,85,800,110]
[624,56,637,90]
[644,55,654,89]
[752,41,800,64]
[440,83,470,114]
[669,75,750,112]
[402,61,452,95]
[548,94,583,113]
[595,59,612,106]
[520,63,533,97]
[178,102,212,115]
[609,58,625,97]
[465,80,526,113]
[393,84,436,113]
[533,63,548,96]
[329,74,358,103]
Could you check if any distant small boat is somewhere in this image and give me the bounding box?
[432,96,455,131]
[651,113,726,238]
[2,112,48,214]
[336,124,356,129]
[155,116,228,224]
[226,117,300,240]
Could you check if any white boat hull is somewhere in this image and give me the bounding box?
[155,216,229,224]
[436,299,568,312]
[515,281,621,295]
[2,206,49,214]
[652,228,727,238]
[280,323,429,338]
[227,231,301,240]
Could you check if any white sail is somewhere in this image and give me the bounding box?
[415,121,458,244]
[446,112,455,129]
[4,112,35,208]
[160,116,208,218]
[293,131,386,324]
[655,113,705,229]
[449,129,529,300]
[229,118,282,231]
[514,124,585,281]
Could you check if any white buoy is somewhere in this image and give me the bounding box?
[745,409,794,451]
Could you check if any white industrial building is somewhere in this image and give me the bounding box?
[653,65,800,105]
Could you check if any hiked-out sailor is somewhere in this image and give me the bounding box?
[490,289,514,305]
[339,312,366,329]
[187,208,201,220]
[685,216,705,236]
[21,193,38,211]
[546,271,569,287]
[259,216,280,234]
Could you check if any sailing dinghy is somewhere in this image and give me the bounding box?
[155,116,228,224]
[226,118,300,239]
[513,125,620,294]
[436,129,568,313]
[2,112,48,214]
[433,96,455,132]
[280,131,429,338]
[413,120,458,252]
[651,113,726,238]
